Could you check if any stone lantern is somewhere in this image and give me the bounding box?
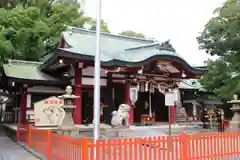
[57,86,80,137]
[227,94,240,132]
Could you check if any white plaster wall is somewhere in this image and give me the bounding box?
[27,86,65,94]
[71,77,107,86]
[82,66,107,77]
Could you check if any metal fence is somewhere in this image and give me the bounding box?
[17,124,240,160]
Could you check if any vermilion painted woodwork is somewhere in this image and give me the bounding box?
[20,86,27,124]
[74,66,82,124]
[125,82,134,125]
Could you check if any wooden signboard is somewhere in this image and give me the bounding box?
[34,96,65,127]
[165,91,176,106]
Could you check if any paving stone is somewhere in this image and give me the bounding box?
[0,131,39,160]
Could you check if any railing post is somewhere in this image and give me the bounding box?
[81,138,89,160]
[180,132,189,160]
[28,125,32,149]
[47,130,52,160]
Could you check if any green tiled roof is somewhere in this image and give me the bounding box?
[63,26,155,53]
[40,26,204,75]
[3,60,62,82]
[58,27,200,72]
[61,27,181,62]
[179,79,205,91]
[60,42,182,62]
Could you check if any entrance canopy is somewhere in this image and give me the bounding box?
[39,26,204,79]
[2,60,69,86]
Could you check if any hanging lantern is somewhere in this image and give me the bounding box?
[136,82,140,91]
[145,81,149,92]
[149,91,152,117]
[158,83,167,94]
[138,81,145,92]
[129,86,138,105]
[149,80,157,93]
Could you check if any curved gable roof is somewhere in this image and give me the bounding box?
[40,26,204,76]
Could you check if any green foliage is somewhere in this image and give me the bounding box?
[0,0,19,8]
[0,0,110,65]
[198,0,240,57]
[197,0,240,100]
[119,30,146,38]
[199,59,240,100]
[86,19,110,33]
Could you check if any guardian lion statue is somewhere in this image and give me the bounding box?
[111,104,131,128]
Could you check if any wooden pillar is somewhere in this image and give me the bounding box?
[74,63,83,124]
[103,73,114,124]
[125,82,134,125]
[20,84,27,124]
[170,106,176,124]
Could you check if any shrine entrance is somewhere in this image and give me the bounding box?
[152,91,168,122]
[82,88,106,124]
[134,89,168,123]
[82,89,93,124]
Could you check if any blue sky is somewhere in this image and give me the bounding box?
[83,0,225,66]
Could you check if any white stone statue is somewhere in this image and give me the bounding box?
[0,97,8,122]
[111,104,131,127]
[1,104,6,122]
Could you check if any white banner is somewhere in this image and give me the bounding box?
[130,87,138,105]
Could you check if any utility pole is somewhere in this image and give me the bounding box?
[93,0,102,159]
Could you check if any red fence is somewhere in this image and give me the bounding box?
[17,124,240,160]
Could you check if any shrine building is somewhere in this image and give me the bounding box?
[0,26,204,126]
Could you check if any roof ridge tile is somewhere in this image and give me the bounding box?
[125,43,160,51]
[65,25,155,42]
[7,59,42,66]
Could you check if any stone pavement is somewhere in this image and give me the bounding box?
[0,131,39,160]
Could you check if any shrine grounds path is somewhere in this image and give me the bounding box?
[0,130,39,160]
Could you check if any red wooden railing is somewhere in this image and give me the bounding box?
[17,124,240,160]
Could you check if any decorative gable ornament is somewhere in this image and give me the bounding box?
[129,86,138,105]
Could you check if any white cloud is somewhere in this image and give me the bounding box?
[83,0,225,66]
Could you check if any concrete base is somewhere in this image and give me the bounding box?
[57,128,79,138]
[106,127,168,138]
[57,124,112,138]
[228,112,240,132]
[74,124,112,130]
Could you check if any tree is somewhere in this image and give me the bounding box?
[119,30,146,38]
[0,0,110,64]
[199,59,239,100]
[0,0,18,8]
[197,0,240,100]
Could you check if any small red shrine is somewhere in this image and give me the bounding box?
[0,26,204,125]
